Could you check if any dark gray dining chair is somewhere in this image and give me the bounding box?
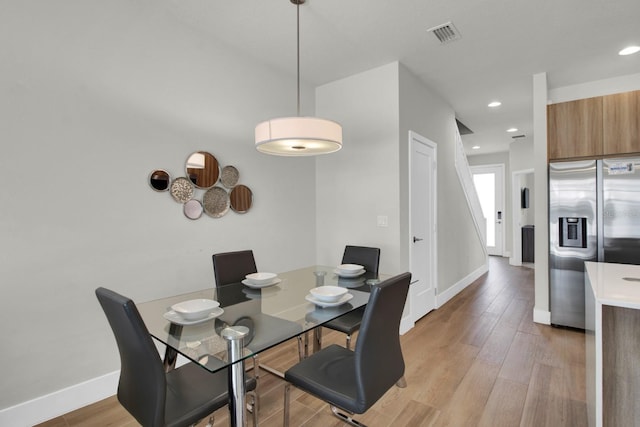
[283,272,411,426]
[212,250,258,288]
[95,287,258,427]
[212,250,304,380]
[322,245,381,349]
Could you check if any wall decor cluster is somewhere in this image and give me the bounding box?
[149,151,253,220]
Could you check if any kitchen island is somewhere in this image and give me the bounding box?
[585,261,640,427]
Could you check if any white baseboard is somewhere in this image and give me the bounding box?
[0,371,119,427]
[533,307,551,325]
[509,257,522,266]
[436,261,489,308]
[399,317,414,335]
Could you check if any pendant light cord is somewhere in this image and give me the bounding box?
[296,1,301,117]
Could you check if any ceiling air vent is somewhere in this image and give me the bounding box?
[427,22,461,44]
[512,134,526,139]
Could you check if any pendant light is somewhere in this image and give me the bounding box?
[255,0,342,156]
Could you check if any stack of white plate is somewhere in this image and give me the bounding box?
[163,299,223,325]
[306,286,353,307]
[334,263,365,278]
[242,272,281,288]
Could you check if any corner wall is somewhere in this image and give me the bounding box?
[315,62,485,297]
[315,63,402,272]
[398,65,486,294]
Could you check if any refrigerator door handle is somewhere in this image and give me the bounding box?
[597,159,604,261]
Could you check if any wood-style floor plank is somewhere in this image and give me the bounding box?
[36,257,587,426]
[477,378,528,427]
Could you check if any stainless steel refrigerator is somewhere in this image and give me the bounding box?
[549,157,640,329]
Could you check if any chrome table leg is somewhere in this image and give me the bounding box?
[222,326,249,427]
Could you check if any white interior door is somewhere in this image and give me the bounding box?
[471,165,504,256]
[408,132,437,326]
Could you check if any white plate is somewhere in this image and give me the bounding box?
[305,293,353,307]
[337,263,364,273]
[171,298,220,320]
[337,276,367,288]
[334,268,365,278]
[163,307,224,325]
[242,286,280,299]
[309,285,348,302]
[242,278,282,289]
[245,272,278,285]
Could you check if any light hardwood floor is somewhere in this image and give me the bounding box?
[37,256,586,426]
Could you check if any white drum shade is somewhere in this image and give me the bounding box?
[255,116,342,156]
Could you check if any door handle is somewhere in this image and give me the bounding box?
[413,236,424,243]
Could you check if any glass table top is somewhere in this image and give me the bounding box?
[137,265,388,372]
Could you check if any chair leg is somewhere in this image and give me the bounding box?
[330,405,367,427]
[203,415,214,427]
[396,375,407,388]
[247,391,259,426]
[313,327,322,353]
[345,333,352,350]
[251,355,260,413]
[283,383,291,427]
[297,333,308,360]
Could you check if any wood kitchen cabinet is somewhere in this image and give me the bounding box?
[547,96,603,160]
[603,90,640,155]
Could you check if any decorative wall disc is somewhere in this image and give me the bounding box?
[185,151,220,189]
[220,165,240,188]
[183,199,203,220]
[170,177,194,203]
[230,185,253,213]
[203,186,230,218]
[149,169,170,191]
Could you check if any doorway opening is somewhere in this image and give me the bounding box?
[511,168,535,267]
[470,164,505,256]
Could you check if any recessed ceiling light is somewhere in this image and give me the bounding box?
[619,46,640,56]
[472,145,480,150]
[507,127,518,133]
[488,101,501,108]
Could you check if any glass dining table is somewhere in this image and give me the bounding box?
[137,265,389,427]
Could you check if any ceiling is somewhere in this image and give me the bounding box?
[162,0,640,155]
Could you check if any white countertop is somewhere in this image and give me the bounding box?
[585,261,640,309]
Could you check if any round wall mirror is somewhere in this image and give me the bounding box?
[186,151,220,189]
[230,185,253,213]
[149,169,170,192]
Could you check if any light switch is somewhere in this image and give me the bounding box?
[377,215,388,227]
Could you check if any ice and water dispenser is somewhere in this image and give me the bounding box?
[559,217,587,248]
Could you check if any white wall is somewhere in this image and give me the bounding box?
[548,73,640,104]
[510,140,535,227]
[315,62,485,295]
[315,63,402,272]
[0,1,319,416]
[398,65,486,293]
